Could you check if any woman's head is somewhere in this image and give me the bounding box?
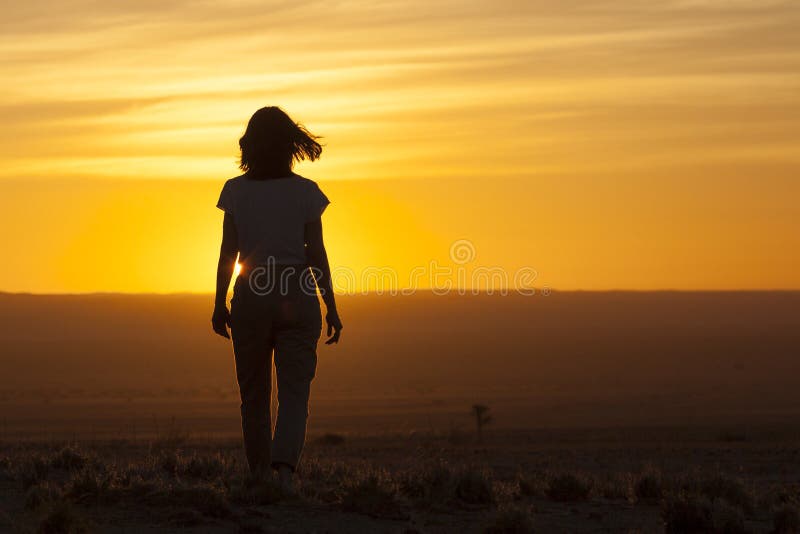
[239,107,322,173]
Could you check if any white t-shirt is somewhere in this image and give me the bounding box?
[216,174,330,266]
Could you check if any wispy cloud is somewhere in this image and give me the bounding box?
[2,0,797,179]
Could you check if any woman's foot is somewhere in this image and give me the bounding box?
[276,463,296,495]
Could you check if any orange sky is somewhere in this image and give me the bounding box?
[1,0,799,292]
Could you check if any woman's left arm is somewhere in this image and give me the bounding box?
[212,212,239,339]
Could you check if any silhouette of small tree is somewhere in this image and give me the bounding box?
[471,404,492,443]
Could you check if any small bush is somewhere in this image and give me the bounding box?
[483,505,535,534]
[66,470,117,505]
[455,468,495,506]
[546,473,592,502]
[17,456,50,489]
[182,453,231,480]
[773,504,800,534]
[50,448,87,471]
[690,475,755,515]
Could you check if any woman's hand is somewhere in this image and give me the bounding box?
[325,309,343,345]
[212,305,231,339]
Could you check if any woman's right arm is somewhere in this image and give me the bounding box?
[305,219,342,344]
[212,212,239,339]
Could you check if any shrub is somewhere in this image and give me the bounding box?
[182,453,231,480]
[689,475,755,515]
[546,473,592,502]
[65,470,117,505]
[17,456,50,490]
[50,448,87,471]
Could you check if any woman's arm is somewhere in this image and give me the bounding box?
[305,219,343,344]
[212,212,239,339]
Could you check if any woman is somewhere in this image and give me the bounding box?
[211,106,342,492]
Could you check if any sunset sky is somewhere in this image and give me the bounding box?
[1,0,798,292]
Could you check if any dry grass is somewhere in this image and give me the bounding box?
[0,429,797,532]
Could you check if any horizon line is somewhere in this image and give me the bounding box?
[2,288,800,298]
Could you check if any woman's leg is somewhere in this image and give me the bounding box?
[271,296,320,472]
[231,304,274,475]
[271,332,318,471]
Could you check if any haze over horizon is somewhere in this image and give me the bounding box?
[2,0,799,293]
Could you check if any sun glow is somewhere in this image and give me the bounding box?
[1,1,799,293]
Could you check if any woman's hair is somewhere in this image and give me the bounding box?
[238,106,322,173]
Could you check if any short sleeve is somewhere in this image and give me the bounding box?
[306,182,330,222]
[216,181,234,216]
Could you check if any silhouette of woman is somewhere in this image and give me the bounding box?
[212,107,342,492]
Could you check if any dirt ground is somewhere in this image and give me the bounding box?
[1,425,799,533]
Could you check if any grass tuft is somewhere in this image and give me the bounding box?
[398,461,454,507]
[50,448,87,472]
[341,474,408,519]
